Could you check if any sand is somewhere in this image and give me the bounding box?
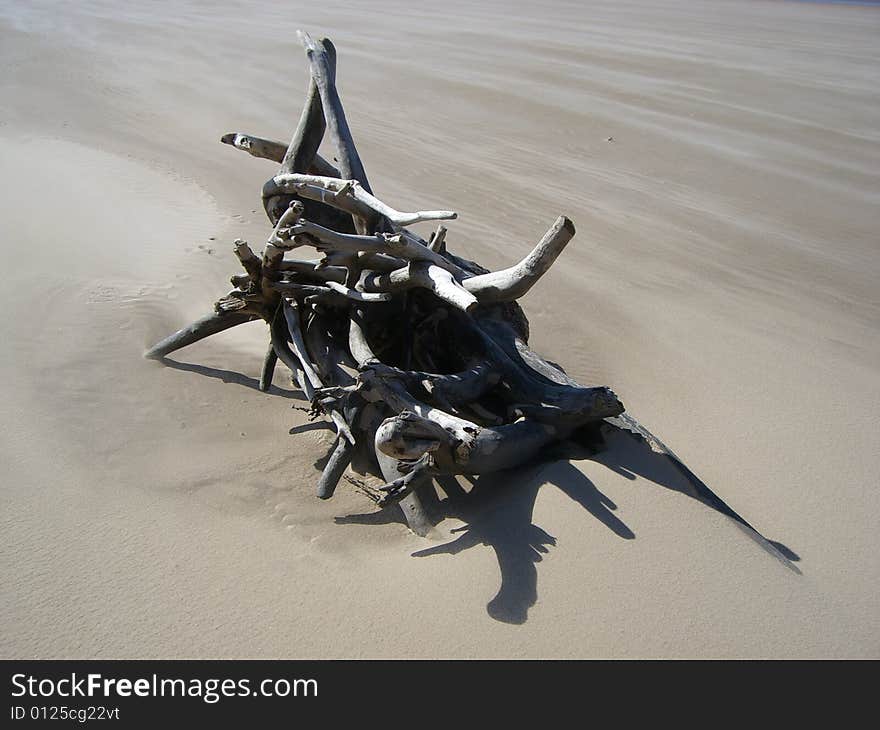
[1,0,878,658]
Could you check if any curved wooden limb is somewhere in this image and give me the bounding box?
[144,311,256,360]
[222,132,286,161]
[269,308,311,398]
[375,410,564,476]
[268,200,306,248]
[317,436,355,499]
[348,307,378,368]
[256,201,307,314]
[271,312,353,449]
[258,44,329,225]
[514,338,580,387]
[279,180,370,223]
[304,313,357,387]
[220,133,341,177]
[329,411,356,446]
[271,280,392,303]
[280,39,334,176]
[282,299,323,394]
[466,317,624,424]
[463,216,575,302]
[298,32,371,193]
[273,173,457,227]
[356,252,409,273]
[360,262,477,312]
[275,260,349,287]
[407,263,476,312]
[375,411,450,460]
[428,224,447,253]
[358,371,481,466]
[259,343,278,392]
[286,219,467,278]
[233,239,262,282]
[282,299,356,444]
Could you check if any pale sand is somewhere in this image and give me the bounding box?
[1,0,878,658]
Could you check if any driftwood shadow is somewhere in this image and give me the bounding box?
[158,357,306,400]
[395,422,801,625]
[414,460,634,624]
[160,353,801,625]
[593,424,801,566]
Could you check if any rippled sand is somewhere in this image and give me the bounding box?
[1,0,878,657]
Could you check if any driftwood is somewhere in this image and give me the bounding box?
[145,31,626,535]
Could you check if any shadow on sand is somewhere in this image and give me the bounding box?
[160,354,800,625]
[339,419,802,625]
[159,357,306,400]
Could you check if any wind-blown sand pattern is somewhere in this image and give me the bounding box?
[1,0,878,657]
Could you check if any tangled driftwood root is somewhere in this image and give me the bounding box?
[149,31,791,544]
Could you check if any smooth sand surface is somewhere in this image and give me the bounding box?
[1,0,878,657]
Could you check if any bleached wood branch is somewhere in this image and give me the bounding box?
[282,219,468,278]
[348,307,379,368]
[360,262,477,312]
[273,173,457,228]
[220,133,341,177]
[282,299,355,444]
[298,32,371,194]
[462,216,575,302]
[144,311,257,360]
[428,225,447,253]
[271,280,392,303]
[358,369,481,464]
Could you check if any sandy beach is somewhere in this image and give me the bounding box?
[1,0,878,658]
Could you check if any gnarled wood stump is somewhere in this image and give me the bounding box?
[145,31,625,535]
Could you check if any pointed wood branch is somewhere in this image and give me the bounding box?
[298,32,371,193]
[259,343,278,391]
[270,280,392,303]
[358,370,482,465]
[462,216,575,302]
[348,306,379,368]
[144,311,257,360]
[269,307,311,398]
[428,224,447,253]
[283,219,468,278]
[273,173,457,227]
[282,299,355,445]
[317,436,355,499]
[220,133,341,177]
[280,39,334,177]
[360,261,477,312]
[233,239,262,281]
[282,299,324,394]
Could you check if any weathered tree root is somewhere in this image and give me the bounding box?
[145,31,625,535]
